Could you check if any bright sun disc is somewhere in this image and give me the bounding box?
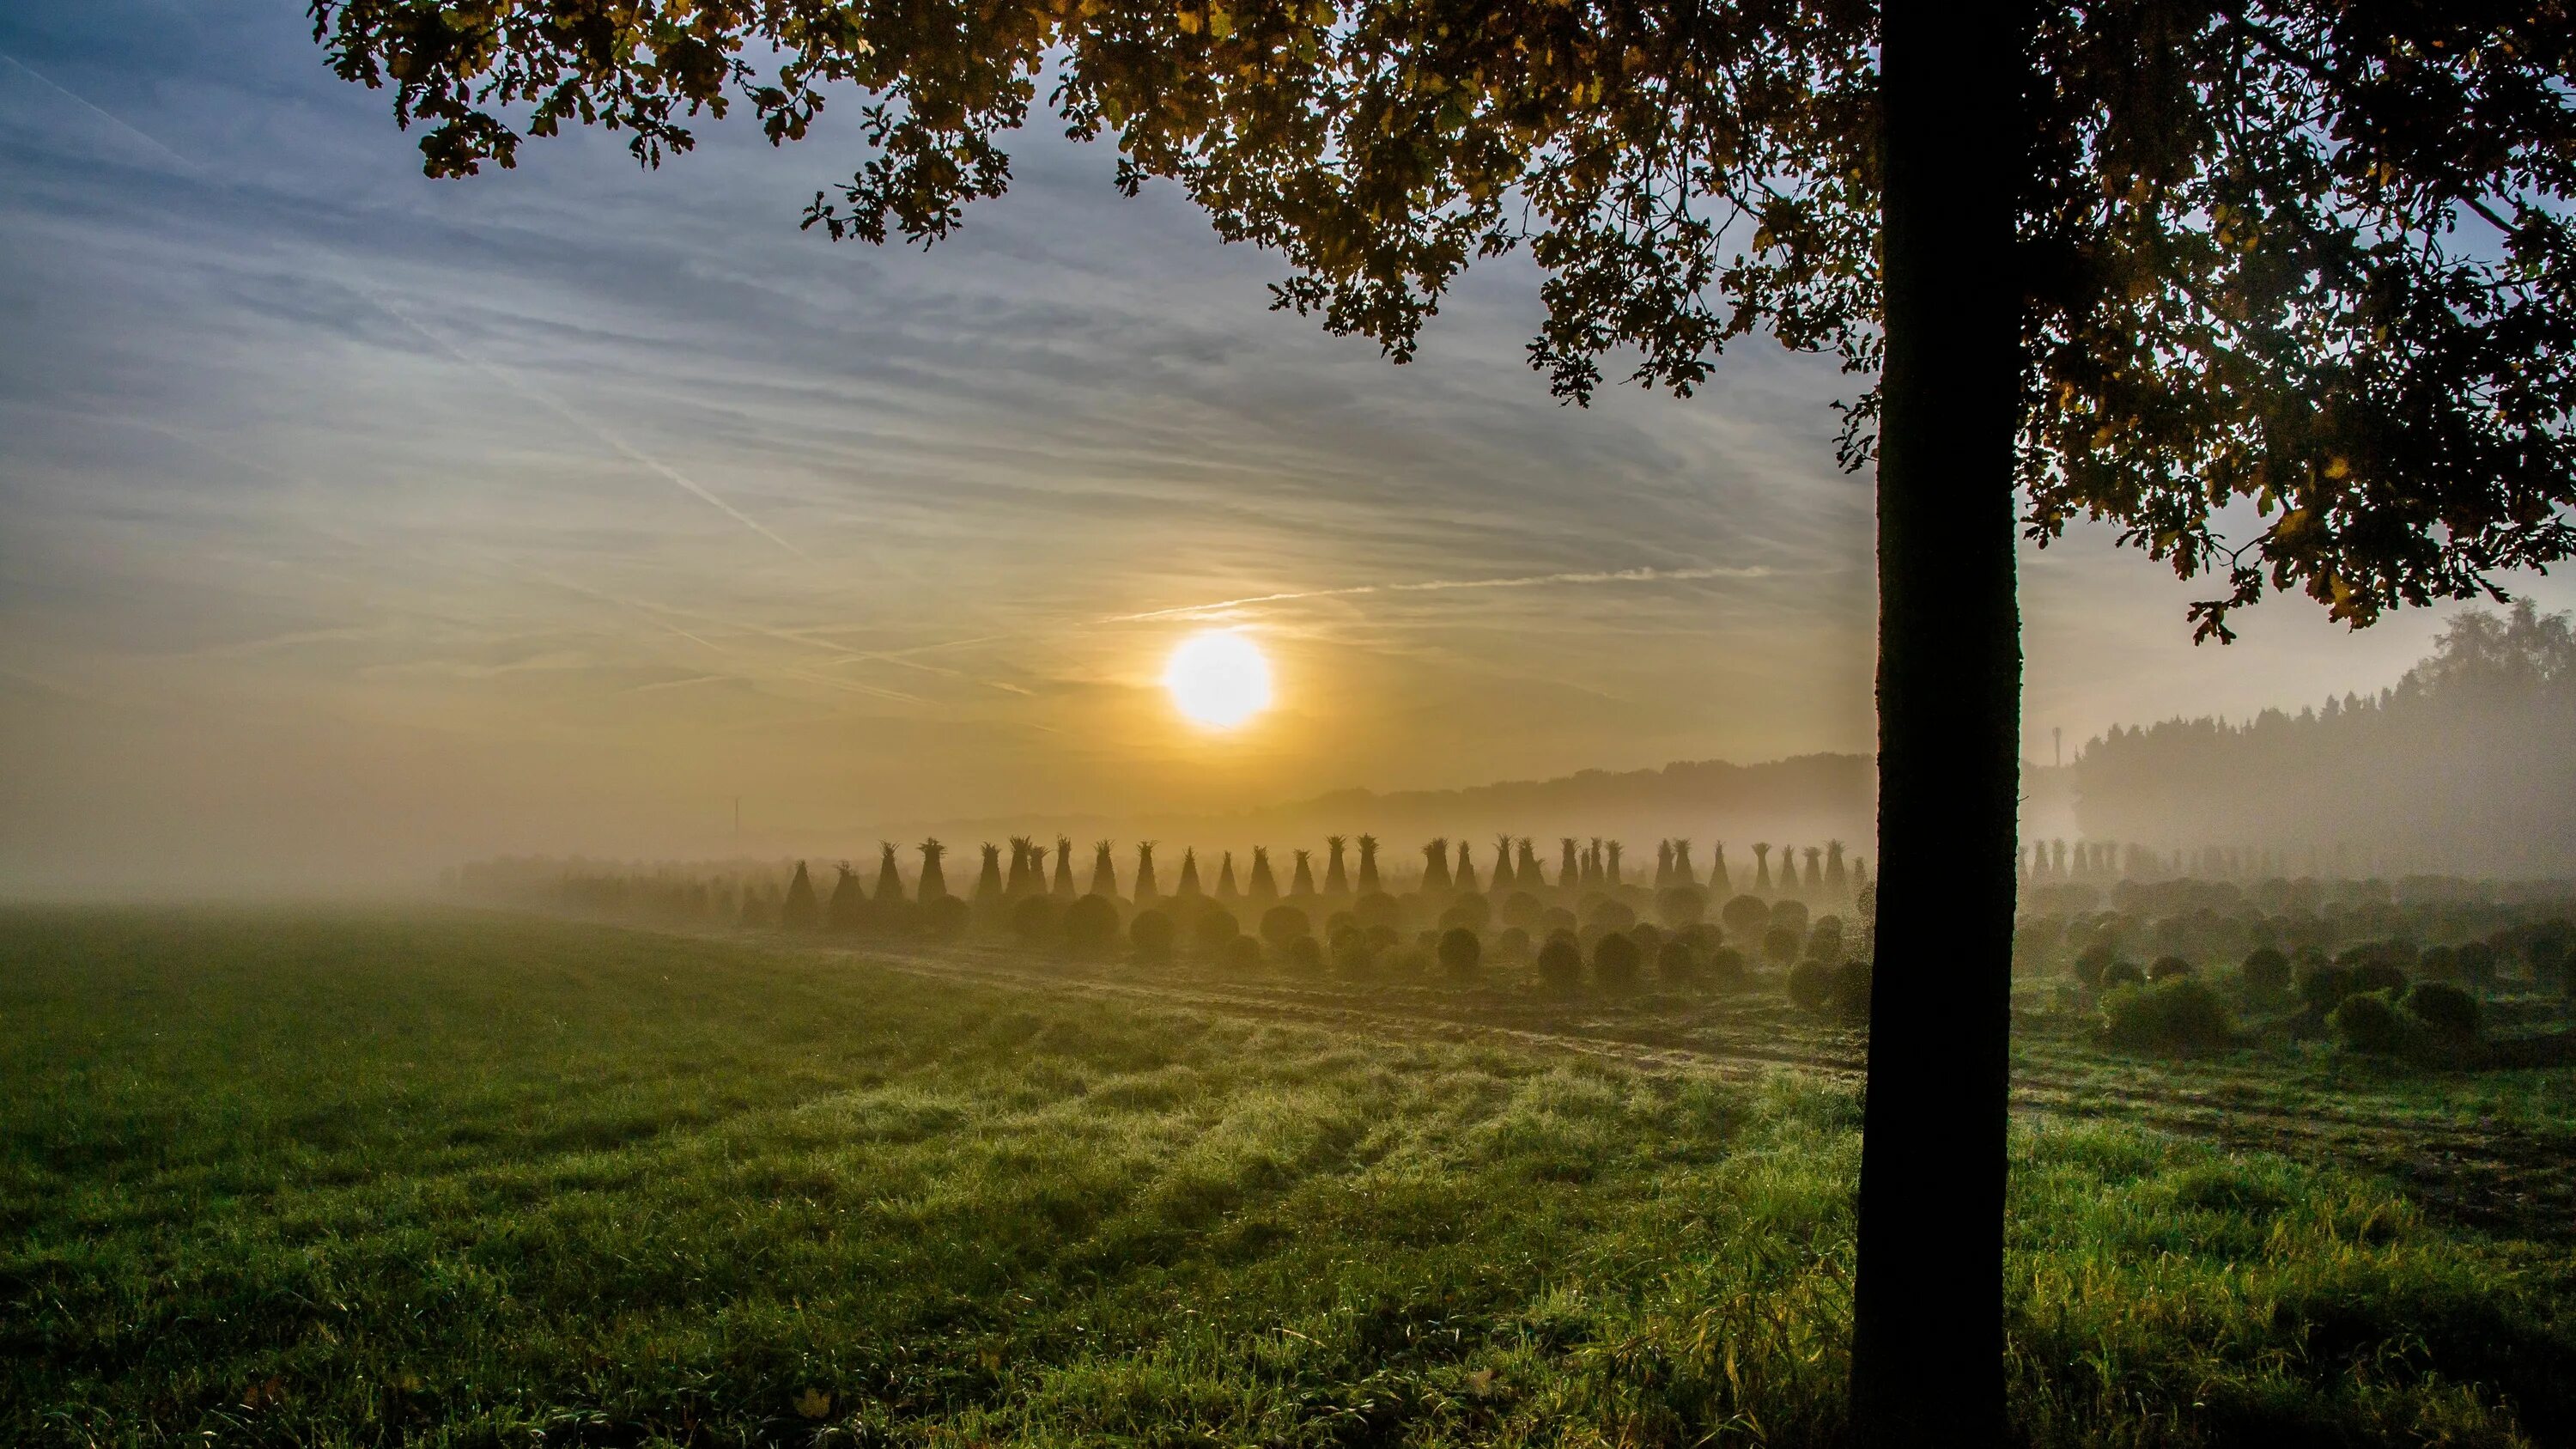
[1163,630,1273,729]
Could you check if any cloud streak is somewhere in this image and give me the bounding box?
[1102,564,1775,624]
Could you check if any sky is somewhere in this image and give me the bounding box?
[2,1,2566,894]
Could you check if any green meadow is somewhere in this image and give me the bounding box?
[3,907,2569,1446]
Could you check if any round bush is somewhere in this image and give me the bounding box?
[1656,885,1707,928]
[1130,909,1175,962]
[1786,959,1835,1012]
[2148,954,2196,981]
[1332,931,1376,978]
[2454,940,2500,986]
[2331,989,2409,1055]
[1219,935,1262,973]
[1493,925,1532,960]
[1536,933,1584,994]
[1062,893,1121,953]
[1586,897,1638,931]
[1353,892,1401,928]
[2415,943,2460,981]
[1628,922,1664,955]
[1807,915,1844,963]
[1012,894,1062,946]
[1721,893,1770,941]
[1542,906,1579,936]
[1768,898,1810,938]
[1500,891,1547,929]
[1194,906,1242,955]
[1828,959,1872,1018]
[2100,977,2233,1052]
[1679,922,1724,955]
[1439,894,1493,933]
[1259,904,1313,948]
[2072,941,2117,989]
[2239,946,2292,996]
[1707,946,1748,989]
[1761,925,1802,967]
[1593,932,1643,994]
[1437,925,1482,979]
[1326,909,1358,938]
[2403,981,2480,1038]
[2099,959,2147,990]
[921,894,970,939]
[1656,938,1701,987]
[2297,961,2358,1015]
[1280,935,1324,972]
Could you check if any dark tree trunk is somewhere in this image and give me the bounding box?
[1848,3,2030,1445]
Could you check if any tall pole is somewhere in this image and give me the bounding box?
[1849,2,2032,1444]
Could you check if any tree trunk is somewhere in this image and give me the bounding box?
[1848,2,2031,1445]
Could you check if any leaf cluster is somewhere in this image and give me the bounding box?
[309,0,2576,636]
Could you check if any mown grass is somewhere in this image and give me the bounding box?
[3,907,2568,1447]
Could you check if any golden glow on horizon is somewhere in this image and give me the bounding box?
[1163,630,1273,729]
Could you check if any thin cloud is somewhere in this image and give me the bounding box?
[1103,564,1772,623]
[1,50,807,563]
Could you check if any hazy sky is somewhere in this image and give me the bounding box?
[3,2,2566,892]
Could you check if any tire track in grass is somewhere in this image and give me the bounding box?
[588,917,2573,1242]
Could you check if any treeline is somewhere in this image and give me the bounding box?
[456,831,1868,929]
[2073,604,2576,876]
[451,830,1877,1005]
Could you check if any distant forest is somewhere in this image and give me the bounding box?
[2073,605,2576,877]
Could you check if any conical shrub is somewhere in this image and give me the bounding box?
[1753,843,1774,894]
[1558,838,1582,892]
[1325,836,1350,894]
[1176,847,1204,898]
[1655,840,1674,889]
[1803,846,1824,894]
[1826,841,1849,898]
[1674,840,1696,884]
[1089,840,1118,898]
[975,843,1004,901]
[1134,842,1159,903]
[1005,837,1036,896]
[1356,835,1381,893]
[874,843,905,904]
[1249,846,1279,902]
[1710,842,1731,895]
[1491,835,1517,893]
[1453,838,1478,893]
[782,861,819,931]
[1290,849,1316,897]
[1517,838,1542,888]
[1606,840,1625,886]
[827,862,866,932]
[1052,836,1077,898]
[917,840,949,901]
[1216,850,1241,900]
[1421,838,1453,894]
[1583,838,1604,889]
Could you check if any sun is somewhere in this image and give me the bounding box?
[1163,630,1273,729]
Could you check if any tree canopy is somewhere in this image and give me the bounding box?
[314,0,2572,639]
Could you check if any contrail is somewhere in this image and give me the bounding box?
[1103,564,1769,623]
[3,50,805,561]
[0,51,207,176]
[357,290,810,560]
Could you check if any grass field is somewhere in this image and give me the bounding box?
[3,908,2571,1446]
